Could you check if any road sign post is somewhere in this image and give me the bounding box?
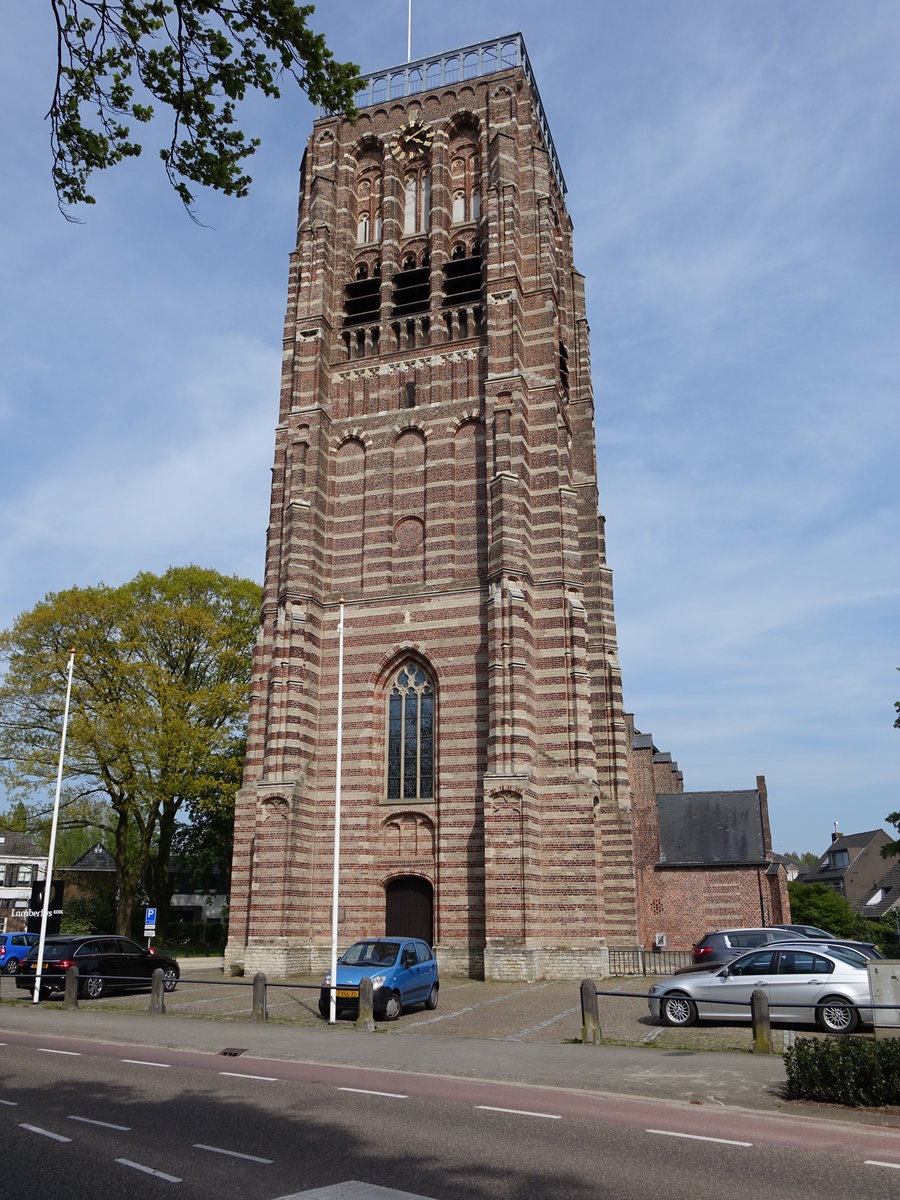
[144,906,157,948]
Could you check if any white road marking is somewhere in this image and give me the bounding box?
[219,1071,279,1081]
[273,1183,437,1199]
[193,1142,273,1163]
[122,1058,170,1068]
[405,982,554,1027]
[476,1105,561,1120]
[116,1158,181,1183]
[37,1048,81,1056]
[0,1099,18,1106]
[647,1128,752,1147]
[865,1160,900,1170]
[505,1006,580,1040]
[338,1087,408,1099]
[19,1123,72,1142]
[67,1114,131,1131]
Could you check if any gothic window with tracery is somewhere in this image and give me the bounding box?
[386,662,434,800]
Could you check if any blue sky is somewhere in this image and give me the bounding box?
[1,2,897,857]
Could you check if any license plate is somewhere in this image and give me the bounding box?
[336,988,358,999]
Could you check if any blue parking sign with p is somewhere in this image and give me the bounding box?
[144,907,157,934]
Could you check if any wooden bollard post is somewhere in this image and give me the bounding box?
[356,975,375,1032]
[149,968,166,1015]
[251,972,268,1023]
[63,965,79,1010]
[751,988,772,1054]
[581,978,601,1045]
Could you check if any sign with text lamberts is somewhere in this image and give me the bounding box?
[25,880,65,935]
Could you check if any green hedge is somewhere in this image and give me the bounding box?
[784,1036,900,1106]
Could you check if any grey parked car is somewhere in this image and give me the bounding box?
[650,944,873,1033]
[690,927,796,968]
[769,923,835,939]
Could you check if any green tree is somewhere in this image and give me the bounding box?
[0,565,260,940]
[171,738,242,900]
[46,1,360,217]
[787,881,857,937]
[783,850,820,870]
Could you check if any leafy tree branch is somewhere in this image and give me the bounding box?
[46,1,360,218]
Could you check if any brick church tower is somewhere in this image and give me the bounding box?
[225,34,640,981]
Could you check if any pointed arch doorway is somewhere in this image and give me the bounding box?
[385,876,434,945]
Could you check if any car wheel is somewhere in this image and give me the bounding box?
[5,957,20,975]
[318,996,330,1018]
[817,995,859,1034]
[84,974,104,1000]
[661,992,698,1027]
[425,984,439,1010]
[381,991,402,1021]
[162,967,178,993]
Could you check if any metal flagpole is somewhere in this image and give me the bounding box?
[408,0,412,61]
[32,647,75,1005]
[328,600,346,1023]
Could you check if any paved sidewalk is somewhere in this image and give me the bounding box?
[0,999,787,1109]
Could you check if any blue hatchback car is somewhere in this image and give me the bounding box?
[0,932,38,974]
[319,937,438,1021]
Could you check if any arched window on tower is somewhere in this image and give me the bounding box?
[355,162,383,245]
[403,169,431,235]
[449,121,481,225]
[386,662,434,800]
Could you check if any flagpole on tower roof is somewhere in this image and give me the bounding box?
[408,0,412,62]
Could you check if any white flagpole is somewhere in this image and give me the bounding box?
[407,0,412,62]
[328,600,346,1024]
[32,647,75,1004]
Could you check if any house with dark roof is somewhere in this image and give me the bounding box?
[0,831,48,932]
[860,860,900,921]
[628,720,789,951]
[56,843,117,910]
[800,827,892,910]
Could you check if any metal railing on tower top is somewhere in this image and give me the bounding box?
[333,32,566,198]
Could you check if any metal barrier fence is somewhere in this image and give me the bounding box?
[608,948,693,976]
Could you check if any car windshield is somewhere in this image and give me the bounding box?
[341,941,401,967]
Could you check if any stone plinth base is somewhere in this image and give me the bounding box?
[225,937,609,983]
[483,938,609,982]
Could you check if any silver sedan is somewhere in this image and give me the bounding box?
[648,944,873,1034]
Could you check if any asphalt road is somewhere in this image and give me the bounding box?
[2,1032,899,1199]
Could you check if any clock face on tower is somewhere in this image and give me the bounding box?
[390,120,434,161]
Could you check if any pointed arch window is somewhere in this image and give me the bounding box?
[386,662,434,800]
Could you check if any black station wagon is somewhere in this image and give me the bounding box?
[16,934,180,999]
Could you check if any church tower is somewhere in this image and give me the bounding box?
[226,34,638,981]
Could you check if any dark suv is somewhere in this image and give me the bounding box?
[15,935,179,999]
[690,927,796,967]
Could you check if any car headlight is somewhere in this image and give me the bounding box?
[370,974,387,989]
[322,972,332,986]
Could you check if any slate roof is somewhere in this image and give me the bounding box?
[65,843,116,871]
[0,831,42,857]
[656,790,768,866]
[860,860,900,918]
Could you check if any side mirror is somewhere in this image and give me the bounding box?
[718,967,730,978]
